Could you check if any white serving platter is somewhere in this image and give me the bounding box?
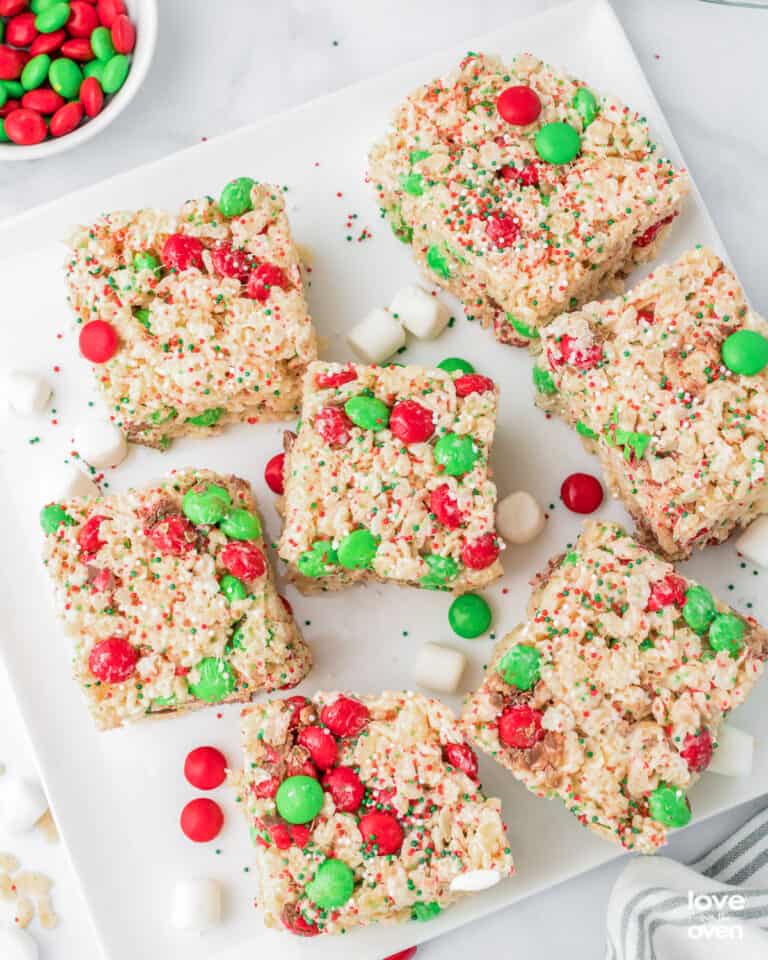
[0,1,766,958]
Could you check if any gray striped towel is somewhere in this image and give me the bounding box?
[606,806,768,959]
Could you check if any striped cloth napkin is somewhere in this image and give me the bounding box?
[606,807,768,959]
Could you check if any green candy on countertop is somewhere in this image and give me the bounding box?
[535,121,581,164]
[497,644,541,690]
[188,657,235,703]
[40,504,76,534]
[305,859,355,909]
[344,395,390,431]
[420,553,460,589]
[708,613,745,656]
[533,366,557,396]
[682,585,716,635]
[337,528,378,570]
[297,541,337,579]
[449,593,491,639]
[219,574,247,603]
[649,783,691,828]
[219,177,256,218]
[219,508,261,541]
[721,329,768,376]
[438,357,474,375]
[572,87,599,126]
[276,775,324,824]
[433,432,478,476]
[182,482,232,525]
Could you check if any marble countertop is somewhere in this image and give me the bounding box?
[1,1,767,957]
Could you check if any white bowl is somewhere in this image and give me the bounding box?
[0,0,158,161]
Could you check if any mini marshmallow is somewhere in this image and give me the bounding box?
[71,419,128,469]
[39,462,99,503]
[347,308,406,365]
[736,515,768,570]
[709,724,754,778]
[496,490,546,545]
[171,878,222,933]
[389,285,449,340]
[1,776,48,834]
[414,642,466,694]
[450,869,501,893]
[0,927,39,960]
[3,372,51,416]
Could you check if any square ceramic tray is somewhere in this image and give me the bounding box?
[1,1,766,957]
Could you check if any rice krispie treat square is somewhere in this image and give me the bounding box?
[278,360,503,593]
[533,247,768,559]
[65,178,317,449]
[462,521,767,853]
[40,469,311,730]
[369,52,689,347]
[234,690,514,936]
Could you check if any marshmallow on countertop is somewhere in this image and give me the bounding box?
[71,418,128,469]
[0,776,49,834]
[171,878,222,933]
[496,490,546,545]
[414,642,466,694]
[450,869,502,893]
[389,285,449,340]
[347,308,406,365]
[736,515,768,569]
[0,927,39,960]
[709,724,754,778]
[1,371,52,417]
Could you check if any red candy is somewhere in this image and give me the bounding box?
[429,483,463,529]
[281,905,320,937]
[162,233,204,272]
[321,766,364,812]
[180,798,223,843]
[0,100,18,118]
[315,365,357,389]
[97,0,125,28]
[0,1,28,16]
[320,696,370,738]
[461,532,500,570]
[635,213,675,248]
[246,262,286,301]
[548,334,602,370]
[500,162,539,186]
[21,89,65,114]
[496,85,542,125]
[146,514,195,556]
[80,75,104,118]
[389,399,434,444]
[443,742,478,780]
[681,729,713,773]
[77,514,107,556]
[297,725,338,771]
[4,108,46,144]
[220,541,266,581]
[358,811,404,855]
[184,746,227,790]
[50,101,83,138]
[285,695,309,728]
[0,45,27,80]
[67,1,99,37]
[646,574,687,612]
[60,37,94,61]
[485,213,520,248]
[88,636,137,683]
[560,472,604,514]
[6,13,37,48]
[264,452,285,494]
[29,29,65,56]
[252,775,280,799]
[498,704,545,749]
[454,373,495,397]
[210,241,253,281]
[79,319,118,362]
[111,12,135,53]
[314,406,352,447]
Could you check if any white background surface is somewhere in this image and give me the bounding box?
[1,1,767,958]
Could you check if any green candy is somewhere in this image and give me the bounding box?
[506,313,539,340]
[497,644,541,690]
[297,541,337,578]
[22,54,51,92]
[90,26,116,63]
[48,58,82,99]
[433,432,478,476]
[275,775,324,824]
[152,694,176,708]
[182,482,232,525]
[0,119,8,143]
[337,528,378,570]
[219,508,261,541]
[535,121,581,164]
[411,901,442,922]
[133,251,161,276]
[572,87,599,126]
[305,859,355,909]
[0,85,6,110]
[400,172,424,196]
[420,553,460,588]
[227,623,246,652]
[102,54,130,95]
[3,81,23,98]
[426,243,451,279]
[649,783,691,828]
[438,357,475,375]
[721,329,768,376]
[39,504,75,534]
[219,574,247,603]
[409,149,431,164]
[30,0,58,10]
[133,307,151,331]
[185,407,225,427]
[149,406,177,424]
[219,177,256,217]
[344,395,390,431]
[35,2,70,34]
[682,585,716,635]
[83,60,106,83]
[188,657,236,703]
[576,419,598,440]
[708,613,745,656]
[388,204,413,244]
[533,366,557,396]
[448,593,491,638]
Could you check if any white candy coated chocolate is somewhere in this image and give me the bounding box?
[736,515,768,570]
[170,877,222,932]
[1,776,48,834]
[450,869,501,893]
[496,490,545,545]
[347,308,406,364]
[0,926,39,960]
[414,642,466,693]
[390,285,448,340]
[71,419,128,469]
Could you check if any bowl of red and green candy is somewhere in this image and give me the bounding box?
[0,0,157,158]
